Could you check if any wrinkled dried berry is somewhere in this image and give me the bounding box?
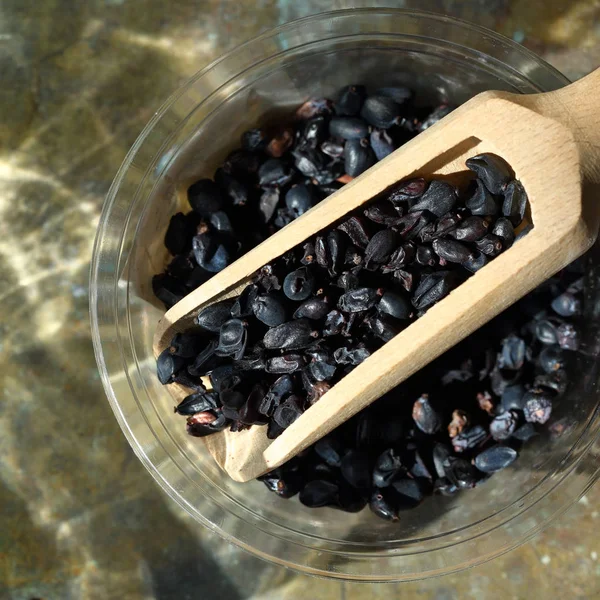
[475,234,503,257]
[231,284,259,318]
[333,346,370,366]
[502,180,528,226]
[466,153,512,195]
[448,215,489,242]
[409,181,457,217]
[538,346,566,373]
[465,180,498,217]
[412,394,442,435]
[372,448,403,488]
[443,457,478,489]
[523,390,553,424]
[490,410,518,440]
[263,319,318,350]
[491,217,515,248]
[157,347,186,385]
[337,215,371,248]
[500,384,526,411]
[192,233,233,273]
[556,323,580,351]
[216,319,247,360]
[338,287,380,312]
[448,409,469,438]
[432,238,473,264]
[258,158,293,188]
[253,294,288,327]
[412,271,459,310]
[365,229,399,265]
[370,129,395,160]
[452,424,487,452]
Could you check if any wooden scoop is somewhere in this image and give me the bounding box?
[154,69,600,482]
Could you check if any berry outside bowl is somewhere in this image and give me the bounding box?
[90,9,600,582]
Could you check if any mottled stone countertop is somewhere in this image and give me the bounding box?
[1,1,599,599]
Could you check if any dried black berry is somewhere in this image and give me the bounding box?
[449,216,489,242]
[412,271,458,310]
[273,395,305,429]
[344,139,376,177]
[502,180,528,226]
[452,424,487,453]
[377,291,411,320]
[168,332,206,358]
[300,480,338,508]
[336,85,366,116]
[370,129,395,160]
[465,180,499,217]
[466,153,512,195]
[551,292,581,317]
[253,294,288,327]
[188,179,226,215]
[231,284,259,318]
[215,319,247,360]
[432,238,473,264]
[338,287,380,312]
[285,184,316,218]
[341,450,371,489]
[360,95,401,129]
[490,410,518,440]
[372,448,403,488]
[474,445,517,473]
[294,297,330,320]
[175,391,220,416]
[329,116,369,140]
[409,181,457,217]
[283,267,315,301]
[369,489,399,521]
[263,319,318,350]
[523,390,553,424]
[156,347,186,385]
[412,394,442,435]
[364,229,399,265]
[491,217,515,249]
[333,346,370,366]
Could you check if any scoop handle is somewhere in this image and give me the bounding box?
[516,68,600,184]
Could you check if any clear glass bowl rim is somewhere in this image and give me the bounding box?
[90,8,599,582]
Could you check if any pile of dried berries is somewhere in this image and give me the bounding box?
[158,154,529,439]
[153,85,453,309]
[153,85,581,521]
[255,267,583,518]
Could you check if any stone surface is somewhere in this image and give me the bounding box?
[0,1,599,598]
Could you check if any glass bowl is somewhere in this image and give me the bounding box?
[90,9,600,581]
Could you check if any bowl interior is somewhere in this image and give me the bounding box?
[122,42,598,549]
